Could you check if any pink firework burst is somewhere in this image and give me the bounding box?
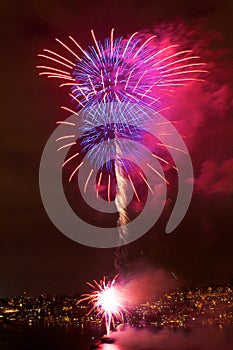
[78,275,124,336]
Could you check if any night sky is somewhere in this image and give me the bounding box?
[1,0,233,297]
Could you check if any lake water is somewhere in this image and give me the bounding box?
[0,323,232,350]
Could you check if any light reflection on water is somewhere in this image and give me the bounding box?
[93,326,233,350]
[0,324,232,350]
[100,344,123,350]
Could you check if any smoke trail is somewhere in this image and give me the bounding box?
[114,139,129,272]
[115,163,128,243]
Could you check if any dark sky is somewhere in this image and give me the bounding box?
[1,0,233,297]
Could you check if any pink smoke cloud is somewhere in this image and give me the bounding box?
[114,326,232,350]
[121,268,180,303]
[196,158,233,194]
[145,22,233,198]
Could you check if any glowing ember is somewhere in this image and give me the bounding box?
[78,275,123,336]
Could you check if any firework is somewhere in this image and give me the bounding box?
[38,28,204,244]
[37,28,207,111]
[38,29,206,194]
[78,275,124,336]
[55,101,184,208]
[79,101,149,173]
